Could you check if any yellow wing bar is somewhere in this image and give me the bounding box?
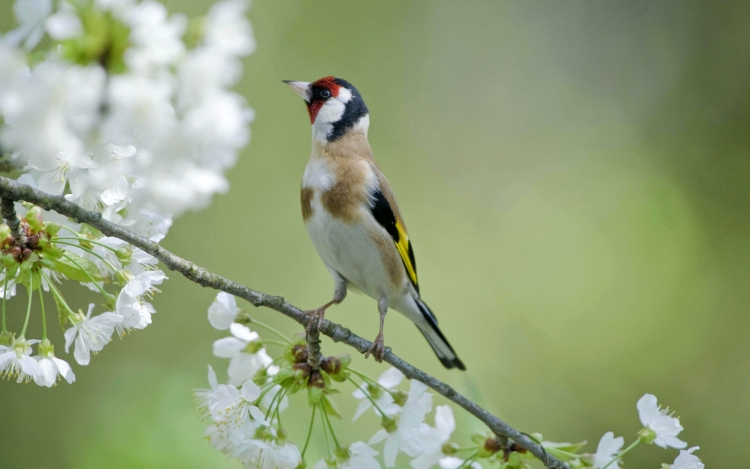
[394,220,418,290]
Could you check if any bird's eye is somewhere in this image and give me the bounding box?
[319,89,331,99]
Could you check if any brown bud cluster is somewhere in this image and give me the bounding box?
[320,356,342,375]
[0,218,51,262]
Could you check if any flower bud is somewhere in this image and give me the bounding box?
[0,224,10,242]
[291,343,308,363]
[25,206,43,232]
[308,370,325,389]
[43,222,61,237]
[0,330,13,346]
[477,437,503,458]
[292,363,311,382]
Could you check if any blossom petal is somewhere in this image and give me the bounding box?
[378,367,404,388]
[637,393,660,426]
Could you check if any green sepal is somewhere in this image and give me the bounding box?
[321,396,341,419]
[25,206,43,232]
[2,254,16,269]
[43,222,61,237]
[308,386,323,406]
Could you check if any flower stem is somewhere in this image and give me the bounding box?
[301,405,317,458]
[19,271,33,337]
[52,237,120,253]
[321,397,341,449]
[601,438,641,469]
[248,318,292,344]
[264,387,282,421]
[54,240,121,274]
[456,453,479,469]
[348,377,389,418]
[255,339,288,348]
[273,388,287,428]
[320,402,332,452]
[38,272,47,340]
[42,271,75,324]
[1,275,8,333]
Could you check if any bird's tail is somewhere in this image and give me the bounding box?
[414,298,466,370]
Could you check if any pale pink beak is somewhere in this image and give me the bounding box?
[283,80,311,103]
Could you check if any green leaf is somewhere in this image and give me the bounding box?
[54,253,102,283]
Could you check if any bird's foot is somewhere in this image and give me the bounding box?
[365,333,386,362]
[304,305,327,333]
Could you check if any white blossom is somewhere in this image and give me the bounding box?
[4,0,52,49]
[369,380,432,468]
[227,348,274,387]
[123,0,186,73]
[64,304,122,365]
[209,380,267,428]
[213,323,259,358]
[194,364,220,416]
[230,433,302,469]
[671,446,704,469]
[592,432,623,469]
[637,394,687,449]
[33,351,75,387]
[315,441,380,469]
[438,457,482,469]
[45,5,83,40]
[410,405,455,469]
[0,338,41,382]
[353,367,404,421]
[208,292,241,330]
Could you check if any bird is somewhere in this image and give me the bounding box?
[284,76,465,370]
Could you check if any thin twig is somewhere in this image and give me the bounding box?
[1,197,26,246]
[0,175,568,469]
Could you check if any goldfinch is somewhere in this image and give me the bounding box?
[284,77,465,370]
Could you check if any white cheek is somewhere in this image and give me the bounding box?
[337,88,352,103]
[316,99,346,124]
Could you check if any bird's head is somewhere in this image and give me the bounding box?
[284,76,369,142]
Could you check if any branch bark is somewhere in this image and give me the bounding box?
[1,196,26,246]
[0,176,568,469]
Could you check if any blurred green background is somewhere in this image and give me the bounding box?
[1,0,749,467]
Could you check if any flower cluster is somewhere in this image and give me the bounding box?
[198,292,709,469]
[0,204,165,385]
[0,0,253,385]
[1,0,254,233]
[538,393,703,469]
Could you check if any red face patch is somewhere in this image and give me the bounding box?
[306,76,341,123]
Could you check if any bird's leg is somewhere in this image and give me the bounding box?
[305,299,335,334]
[305,276,347,333]
[366,296,388,362]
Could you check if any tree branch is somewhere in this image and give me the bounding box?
[1,196,26,246]
[0,176,568,469]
